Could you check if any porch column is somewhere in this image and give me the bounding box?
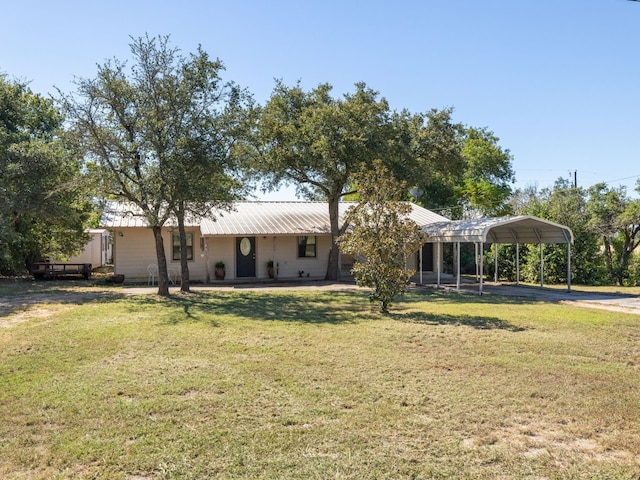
[475,242,479,282]
[479,241,484,295]
[456,241,461,290]
[494,243,499,283]
[437,242,441,288]
[273,237,278,280]
[419,243,423,285]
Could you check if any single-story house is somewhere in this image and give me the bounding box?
[100,200,574,292]
[100,200,448,284]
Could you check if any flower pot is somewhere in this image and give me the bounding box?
[214,267,225,280]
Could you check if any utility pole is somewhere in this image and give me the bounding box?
[574,170,577,188]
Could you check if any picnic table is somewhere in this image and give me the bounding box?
[31,263,92,280]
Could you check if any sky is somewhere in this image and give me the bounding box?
[1,0,639,200]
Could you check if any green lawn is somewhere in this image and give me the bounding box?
[1,282,639,479]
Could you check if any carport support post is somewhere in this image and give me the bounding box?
[456,241,461,290]
[494,243,498,283]
[479,242,484,295]
[567,242,572,292]
[540,243,544,288]
[516,243,520,286]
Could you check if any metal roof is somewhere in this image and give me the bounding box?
[100,200,450,236]
[421,216,574,244]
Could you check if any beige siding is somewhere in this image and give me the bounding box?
[113,227,209,284]
[113,229,334,283]
[206,237,235,279]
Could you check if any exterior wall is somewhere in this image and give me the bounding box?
[67,230,111,267]
[113,227,208,284]
[113,229,335,283]
[266,235,331,279]
[204,234,331,280]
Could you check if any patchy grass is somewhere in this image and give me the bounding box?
[1,284,639,479]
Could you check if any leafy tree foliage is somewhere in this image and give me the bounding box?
[458,127,514,216]
[249,81,394,280]
[502,179,640,286]
[0,75,91,273]
[404,109,514,219]
[519,179,604,285]
[61,35,247,295]
[339,161,424,313]
[586,182,640,286]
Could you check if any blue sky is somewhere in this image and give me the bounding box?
[2,0,639,200]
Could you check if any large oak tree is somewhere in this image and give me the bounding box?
[250,81,394,280]
[61,35,247,295]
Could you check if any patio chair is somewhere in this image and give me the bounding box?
[147,264,158,286]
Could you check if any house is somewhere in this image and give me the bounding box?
[66,229,112,268]
[99,200,448,284]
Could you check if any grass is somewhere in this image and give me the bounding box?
[1,281,639,479]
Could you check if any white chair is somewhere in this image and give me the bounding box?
[147,264,158,285]
[168,267,180,286]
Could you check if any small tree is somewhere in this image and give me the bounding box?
[339,161,425,313]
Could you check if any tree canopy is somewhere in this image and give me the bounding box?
[0,74,91,273]
[60,35,248,294]
[249,81,394,280]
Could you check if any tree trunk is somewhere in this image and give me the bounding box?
[152,225,170,296]
[602,236,615,283]
[176,202,191,293]
[325,196,340,281]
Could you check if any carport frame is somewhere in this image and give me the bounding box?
[420,216,574,295]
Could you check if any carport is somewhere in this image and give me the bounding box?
[420,216,574,295]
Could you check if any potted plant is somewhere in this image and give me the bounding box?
[267,260,275,279]
[214,261,225,280]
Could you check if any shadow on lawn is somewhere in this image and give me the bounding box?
[147,290,374,326]
[149,290,524,331]
[390,310,525,331]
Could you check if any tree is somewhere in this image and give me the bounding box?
[507,179,604,285]
[249,81,393,280]
[339,161,425,313]
[458,127,514,216]
[586,182,640,286]
[61,35,246,295]
[406,109,515,219]
[404,108,466,218]
[0,74,91,273]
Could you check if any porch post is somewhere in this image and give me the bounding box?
[516,243,520,286]
[419,243,423,285]
[437,242,441,288]
[494,243,498,283]
[479,241,484,295]
[567,242,572,292]
[456,241,461,290]
[273,237,278,280]
[475,242,479,282]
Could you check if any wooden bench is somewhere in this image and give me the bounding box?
[31,263,92,280]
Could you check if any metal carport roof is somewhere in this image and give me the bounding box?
[421,215,573,244]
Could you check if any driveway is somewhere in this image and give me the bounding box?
[436,280,640,315]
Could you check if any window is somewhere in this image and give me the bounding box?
[172,232,194,261]
[298,236,316,258]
